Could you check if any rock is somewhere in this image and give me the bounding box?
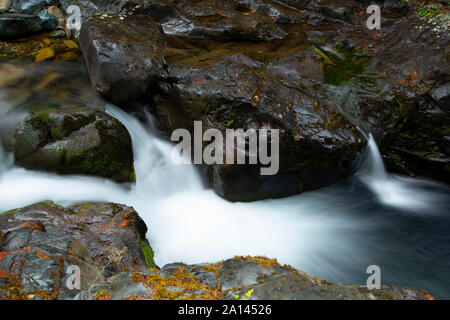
[1,201,155,279]
[67,202,157,274]
[101,256,432,300]
[157,0,450,194]
[74,272,151,300]
[79,14,166,106]
[324,3,450,184]
[12,0,58,14]
[59,0,300,40]
[13,107,135,183]
[431,82,450,111]
[47,6,64,27]
[165,0,289,41]
[0,13,44,39]
[219,257,432,300]
[383,0,413,14]
[37,8,58,31]
[0,206,99,299]
[219,257,295,291]
[153,53,364,201]
[0,0,10,12]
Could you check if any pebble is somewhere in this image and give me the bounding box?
[0,0,10,12]
[47,6,65,27]
[35,47,55,62]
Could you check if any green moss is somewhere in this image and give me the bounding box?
[320,47,372,86]
[137,234,156,269]
[1,208,18,215]
[224,119,235,128]
[36,111,55,124]
[417,5,441,18]
[52,116,133,182]
[130,167,137,183]
[37,201,68,211]
[75,203,96,215]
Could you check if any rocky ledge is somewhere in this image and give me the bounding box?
[0,202,435,300]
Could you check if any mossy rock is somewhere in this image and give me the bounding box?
[13,106,135,183]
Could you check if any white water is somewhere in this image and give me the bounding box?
[0,105,448,286]
[359,134,447,213]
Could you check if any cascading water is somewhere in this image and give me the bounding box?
[359,134,448,213]
[0,64,449,298]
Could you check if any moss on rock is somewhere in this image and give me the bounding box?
[13,106,134,183]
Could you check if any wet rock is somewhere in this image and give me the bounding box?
[146,0,449,197]
[0,13,44,39]
[0,206,99,299]
[67,202,156,274]
[74,272,151,300]
[46,5,64,27]
[122,256,433,300]
[13,107,135,183]
[169,0,289,41]
[219,257,432,300]
[326,4,450,184]
[227,272,426,300]
[382,97,450,182]
[220,257,295,291]
[153,53,364,201]
[431,82,450,111]
[79,14,166,106]
[1,201,155,279]
[37,8,58,30]
[12,0,58,14]
[383,0,413,14]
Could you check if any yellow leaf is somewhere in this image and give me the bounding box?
[35,47,55,62]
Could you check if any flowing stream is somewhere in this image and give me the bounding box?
[0,63,449,298]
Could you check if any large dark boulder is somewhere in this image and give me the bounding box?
[13,107,135,183]
[152,52,364,202]
[0,13,44,39]
[0,201,156,299]
[0,204,98,299]
[79,14,167,106]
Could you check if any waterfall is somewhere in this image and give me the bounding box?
[0,144,12,175]
[360,133,387,179]
[358,134,446,213]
